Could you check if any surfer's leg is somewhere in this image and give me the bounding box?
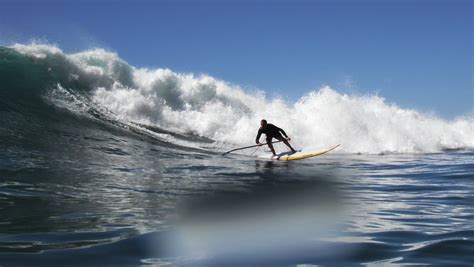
[266,136,276,156]
[281,138,296,153]
[274,134,296,153]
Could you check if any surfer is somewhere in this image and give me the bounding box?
[256,119,296,156]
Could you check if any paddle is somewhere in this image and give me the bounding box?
[222,140,284,155]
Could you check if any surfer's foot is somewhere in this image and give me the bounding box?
[291,149,296,153]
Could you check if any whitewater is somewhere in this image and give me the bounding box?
[10,43,474,154]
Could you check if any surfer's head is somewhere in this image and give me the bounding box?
[260,119,267,128]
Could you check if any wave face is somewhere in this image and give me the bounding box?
[2,43,473,153]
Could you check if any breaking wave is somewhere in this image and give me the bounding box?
[2,43,473,154]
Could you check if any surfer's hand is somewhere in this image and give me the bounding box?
[286,137,291,141]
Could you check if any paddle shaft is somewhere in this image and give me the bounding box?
[222,140,284,155]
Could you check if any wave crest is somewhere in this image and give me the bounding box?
[8,43,474,153]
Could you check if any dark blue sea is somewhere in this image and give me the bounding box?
[1,45,473,266]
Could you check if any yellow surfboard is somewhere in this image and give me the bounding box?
[258,144,340,161]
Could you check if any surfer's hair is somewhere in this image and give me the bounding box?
[261,119,267,124]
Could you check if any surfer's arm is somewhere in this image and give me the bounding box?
[255,129,263,144]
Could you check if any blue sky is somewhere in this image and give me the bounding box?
[1,0,472,119]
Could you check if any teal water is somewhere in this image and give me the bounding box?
[1,46,473,266]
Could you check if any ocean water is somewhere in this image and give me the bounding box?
[0,44,473,266]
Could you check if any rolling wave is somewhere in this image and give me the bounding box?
[2,43,473,154]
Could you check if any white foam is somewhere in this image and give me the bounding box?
[12,43,63,59]
[13,43,474,153]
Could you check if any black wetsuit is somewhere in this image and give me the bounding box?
[255,124,289,144]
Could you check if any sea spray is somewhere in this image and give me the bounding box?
[9,43,474,154]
